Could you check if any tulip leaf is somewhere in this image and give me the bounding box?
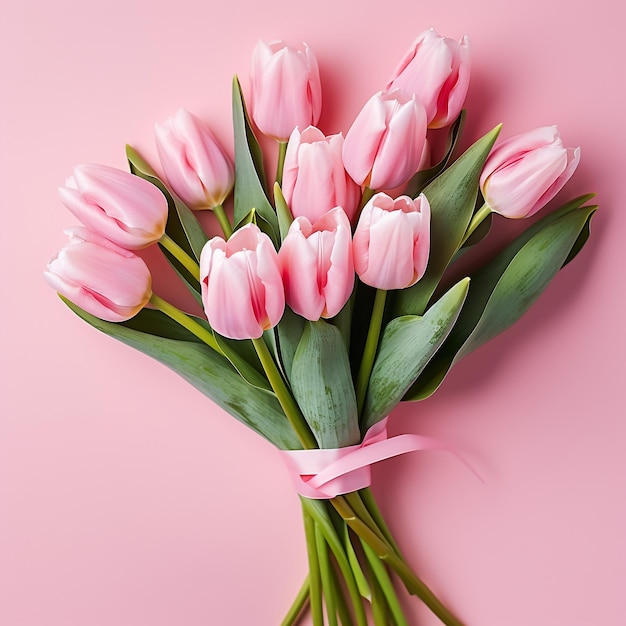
[275,306,306,382]
[362,278,469,430]
[126,145,207,304]
[273,182,293,242]
[404,109,467,197]
[404,198,598,401]
[393,124,502,317]
[291,320,361,448]
[232,76,279,244]
[126,145,208,261]
[62,298,301,450]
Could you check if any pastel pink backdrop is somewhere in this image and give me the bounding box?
[1,0,624,625]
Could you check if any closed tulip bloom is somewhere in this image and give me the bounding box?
[59,164,168,250]
[249,40,322,141]
[279,208,354,320]
[282,126,360,223]
[155,108,234,210]
[342,90,427,190]
[387,28,470,129]
[480,126,581,219]
[353,193,430,290]
[44,227,152,322]
[200,224,285,340]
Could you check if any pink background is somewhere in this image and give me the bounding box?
[1,0,624,624]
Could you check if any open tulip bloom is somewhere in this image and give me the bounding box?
[47,30,597,626]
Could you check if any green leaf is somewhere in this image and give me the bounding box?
[273,182,293,242]
[232,76,279,244]
[393,124,501,317]
[404,199,598,401]
[126,145,208,261]
[275,306,306,382]
[126,145,208,303]
[290,320,361,448]
[62,299,301,450]
[404,109,466,197]
[362,278,469,430]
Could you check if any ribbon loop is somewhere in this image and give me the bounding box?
[281,417,475,499]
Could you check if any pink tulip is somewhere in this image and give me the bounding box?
[249,40,322,141]
[278,208,354,320]
[342,89,427,190]
[387,28,470,129]
[480,126,581,219]
[59,164,168,250]
[44,227,152,322]
[155,108,234,210]
[282,126,360,223]
[353,192,430,290]
[200,224,285,340]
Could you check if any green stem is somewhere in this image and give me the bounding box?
[355,289,387,416]
[361,540,408,626]
[251,338,317,449]
[358,186,376,212]
[359,488,401,555]
[148,294,221,354]
[276,141,288,187]
[212,203,233,238]
[302,499,369,626]
[331,497,465,626]
[460,203,491,247]
[315,523,338,626]
[328,561,354,626]
[281,576,310,626]
[302,505,324,626]
[159,233,200,281]
[368,566,389,626]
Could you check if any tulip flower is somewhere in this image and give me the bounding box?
[155,108,234,211]
[353,192,430,290]
[200,224,285,340]
[282,126,360,223]
[249,40,322,142]
[59,164,168,250]
[44,227,152,322]
[278,208,354,320]
[387,28,470,129]
[342,89,427,191]
[480,126,580,219]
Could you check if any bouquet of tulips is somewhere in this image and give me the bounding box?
[45,30,596,626]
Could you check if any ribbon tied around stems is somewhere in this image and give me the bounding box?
[281,417,479,499]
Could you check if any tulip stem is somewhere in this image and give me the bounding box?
[280,576,310,626]
[148,294,222,354]
[251,337,317,449]
[159,234,201,281]
[276,141,288,187]
[355,289,387,417]
[461,203,491,246]
[358,186,376,212]
[212,204,233,238]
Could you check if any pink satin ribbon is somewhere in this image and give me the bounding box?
[281,417,474,499]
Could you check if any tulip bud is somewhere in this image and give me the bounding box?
[353,192,430,290]
[342,90,427,191]
[278,208,354,320]
[249,40,322,141]
[480,126,581,219]
[200,224,285,340]
[44,227,152,322]
[282,126,360,223]
[387,28,470,129]
[59,164,168,250]
[155,108,234,210]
